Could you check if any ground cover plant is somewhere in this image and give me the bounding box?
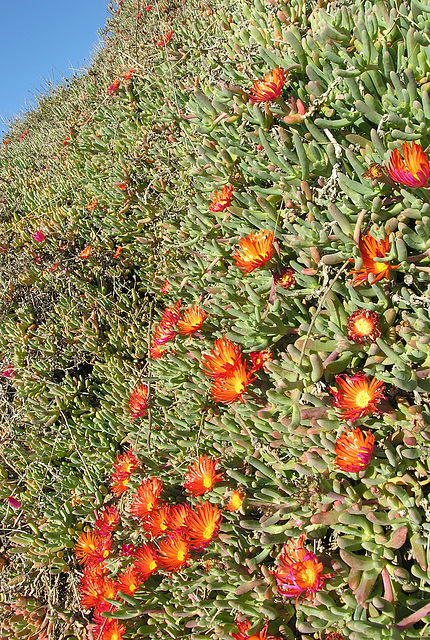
[1,0,430,638]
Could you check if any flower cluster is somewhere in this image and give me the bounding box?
[201,337,257,404]
[110,449,141,497]
[128,382,148,419]
[150,300,208,358]
[232,618,281,640]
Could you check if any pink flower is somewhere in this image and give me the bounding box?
[32,231,45,243]
[108,79,121,95]
[7,497,21,509]
[1,365,15,378]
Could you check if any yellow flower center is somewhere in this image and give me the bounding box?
[177,549,185,561]
[373,259,387,273]
[353,317,374,336]
[300,564,318,587]
[146,501,154,512]
[102,549,109,558]
[89,542,95,551]
[149,560,156,571]
[130,582,137,592]
[355,389,371,408]
[203,474,212,489]
[234,379,246,394]
[229,493,243,510]
[203,523,216,539]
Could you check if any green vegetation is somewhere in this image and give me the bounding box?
[1,0,430,638]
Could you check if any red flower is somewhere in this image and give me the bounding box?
[209,185,233,212]
[133,543,158,580]
[201,336,242,379]
[32,230,45,243]
[272,534,332,602]
[141,503,171,538]
[95,505,120,535]
[160,279,171,294]
[350,229,399,286]
[156,30,173,46]
[157,533,190,572]
[211,360,254,404]
[78,246,92,259]
[169,503,193,532]
[108,79,121,95]
[249,68,285,103]
[249,349,272,372]
[62,137,71,146]
[1,365,15,379]
[177,304,208,335]
[330,373,386,422]
[186,501,222,550]
[130,477,163,520]
[232,619,281,640]
[232,229,275,274]
[334,427,375,473]
[110,449,141,497]
[19,129,28,139]
[75,531,112,566]
[273,266,295,290]
[129,382,148,419]
[386,141,430,188]
[116,565,144,596]
[113,246,122,259]
[121,68,134,81]
[183,455,223,496]
[346,310,381,344]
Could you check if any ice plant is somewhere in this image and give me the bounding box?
[95,505,120,535]
[131,477,163,520]
[108,79,121,94]
[208,184,233,212]
[250,349,273,372]
[249,68,285,103]
[121,68,134,80]
[273,534,331,602]
[19,129,28,139]
[1,365,15,378]
[386,141,430,188]
[225,489,245,512]
[78,246,92,259]
[169,503,193,532]
[110,449,141,497]
[160,279,171,294]
[32,230,45,243]
[331,373,386,422]
[157,533,190,571]
[186,501,222,550]
[351,230,399,286]
[211,361,254,404]
[141,504,171,537]
[334,427,375,473]
[161,299,182,325]
[201,336,243,378]
[183,455,223,496]
[232,229,275,274]
[177,304,208,335]
[96,619,126,640]
[156,30,173,46]
[133,543,158,580]
[273,266,295,289]
[86,534,113,566]
[232,618,281,640]
[113,246,122,259]
[7,496,21,509]
[75,531,112,566]
[116,565,144,596]
[128,382,148,419]
[346,310,381,344]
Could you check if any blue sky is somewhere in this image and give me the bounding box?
[0,0,108,137]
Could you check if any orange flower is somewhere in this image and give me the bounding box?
[350,230,399,286]
[150,345,167,359]
[334,427,375,473]
[249,68,285,103]
[208,185,233,212]
[86,534,113,565]
[111,472,131,497]
[186,501,222,550]
[346,310,381,344]
[78,246,92,259]
[362,163,383,180]
[79,571,116,609]
[157,533,190,571]
[177,304,208,335]
[108,79,121,95]
[152,321,176,347]
[75,531,98,565]
[129,382,148,419]
[232,229,275,274]
[273,266,295,290]
[130,477,163,520]
[211,360,253,404]
[116,565,144,596]
[225,489,245,512]
[183,455,223,496]
[386,141,430,188]
[201,336,242,379]
[133,543,158,580]
[111,449,141,497]
[94,505,120,535]
[113,246,122,259]
[141,503,171,538]
[169,503,193,532]
[156,29,173,46]
[249,349,272,372]
[121,67,135,81]
[232,619,281,640]
[87,199,98,211]
[330,373,386,422]
[161,299,182,325]
[272,534,331,602]
[97,620,126,640]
